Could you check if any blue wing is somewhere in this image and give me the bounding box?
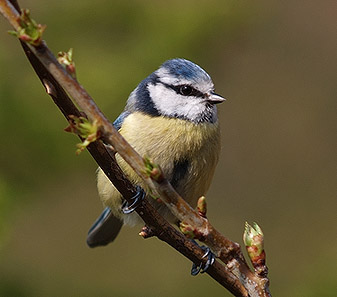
[113,111,130,130]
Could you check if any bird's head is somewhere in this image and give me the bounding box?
[126,58,225,123]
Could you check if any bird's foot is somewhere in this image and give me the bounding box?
[191,245,215,276]
[121,186,145,214]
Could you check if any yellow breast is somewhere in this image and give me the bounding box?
[97,111,221,222]
[119,112,220,200]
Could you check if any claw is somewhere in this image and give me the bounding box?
[191,246,215,276]
[121,186,145,214]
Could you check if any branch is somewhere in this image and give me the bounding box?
[0,1,271,296]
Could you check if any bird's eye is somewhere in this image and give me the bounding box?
[179,85,193,96]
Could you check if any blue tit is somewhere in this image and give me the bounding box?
[87,58,225,247]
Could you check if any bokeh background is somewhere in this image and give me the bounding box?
[0,0,336,296]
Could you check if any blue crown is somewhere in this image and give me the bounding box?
[161,58,211,82]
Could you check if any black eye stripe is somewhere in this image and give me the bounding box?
[161,83,205,98]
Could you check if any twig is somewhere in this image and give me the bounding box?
[0,1,271,296]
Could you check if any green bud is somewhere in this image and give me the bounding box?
[65,116,100,154]
[243,221,264,256]
[197,196,207,218]
[144,156,163,182]
[180,222,195,239]
[58,48,76,78]
[8,9,46,46]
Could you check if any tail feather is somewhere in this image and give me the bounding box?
[87,207,123,248]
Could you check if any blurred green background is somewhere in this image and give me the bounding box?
[0,0,336,296]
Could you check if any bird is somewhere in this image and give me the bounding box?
[87,58,225,248]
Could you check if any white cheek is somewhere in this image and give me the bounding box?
[148,83,206,121]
